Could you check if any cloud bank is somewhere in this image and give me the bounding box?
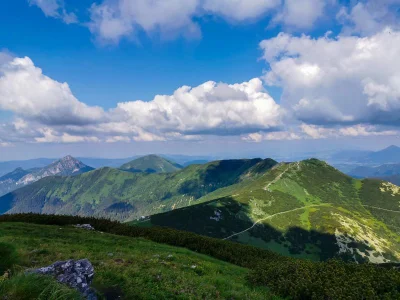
[260,28,400,127]
[0,54,283,144]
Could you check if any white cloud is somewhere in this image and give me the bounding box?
[203,0,280,21]
[89,0,201,44]
[274,0,326,29]
[115,78,283,136]
[88,0,285,44]
[0,57,105,126]
[337,0,400,36]
[0,53,284,144]
[260,28,400,126]
[301,124,398,139]
[28,0,78,24]
[243,131,301,142]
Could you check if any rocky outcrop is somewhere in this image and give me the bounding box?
[17,155,94,186]
[32,259,97,299]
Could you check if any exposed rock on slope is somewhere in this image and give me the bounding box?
[16,155,93,186]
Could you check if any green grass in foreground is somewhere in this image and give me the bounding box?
[0,222,278,299]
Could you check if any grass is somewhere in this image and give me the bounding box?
[0,222,279,299]
[0,273,82,300]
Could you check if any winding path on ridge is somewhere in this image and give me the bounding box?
[224,162,325,240]
[223,162,400,240]
[361,205,400,213]
[222,203,331,240]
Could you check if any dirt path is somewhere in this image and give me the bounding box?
[362,205,400,213]
[263,164,292,192]
[222,204,330,240]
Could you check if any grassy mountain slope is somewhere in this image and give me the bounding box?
[120,155,183,173]
[1,214,399,300]
[0,222,277,299]
[147,159,400,263]
[0,158,276,221]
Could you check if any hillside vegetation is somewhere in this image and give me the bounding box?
[0,158,275,221]
[147,159,400,263]
[120,155,183,173]
[0,221,277,299]
[0,214,399,300]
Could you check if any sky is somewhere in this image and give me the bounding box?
[0,0,400,160]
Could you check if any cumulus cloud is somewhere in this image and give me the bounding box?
[203,0,280,21]
[301,124,398,139]
[243,124,398,142]
[89,0,202,44]
[260,28,400,127]
[0,57,105,126]
[115,78,283,136]
[337,0,400,36]
[28,0,78,24]
[273,0,326,29]
[0,53,283,144]
[88,0,285,44]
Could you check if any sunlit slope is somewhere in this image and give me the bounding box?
[149,159,400,263]
[0,158,277,222]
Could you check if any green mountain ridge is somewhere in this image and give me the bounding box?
[1,157,399,264]
[0,158,274,222]
[147,159,400,263]
[120,154,183,173]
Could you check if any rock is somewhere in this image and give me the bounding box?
[74,224,95,230]
[31,259,97,300]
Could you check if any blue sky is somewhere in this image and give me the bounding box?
[0,0,399,160]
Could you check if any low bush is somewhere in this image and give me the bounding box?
[0,242,18,274]
[248,258,400,299]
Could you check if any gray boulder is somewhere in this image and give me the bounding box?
[32,259,97,299]
[74,224,95,230]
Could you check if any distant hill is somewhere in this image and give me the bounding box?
[0,167,34,196]
[349,163,400,178]
[147,159,400,263]
[331,145,400,164]
[120,155,183,173]
[78,156,138,168]
[366,145,400,163]
[0,156,93,197]
[0,158,275,221]
[0,158,54,177]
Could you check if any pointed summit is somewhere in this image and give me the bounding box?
[17,156,94,185]
[367,145,400,163]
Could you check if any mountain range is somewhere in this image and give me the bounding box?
[330,145,400,164]
[0,154,399,264]
[0,156,93,197]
